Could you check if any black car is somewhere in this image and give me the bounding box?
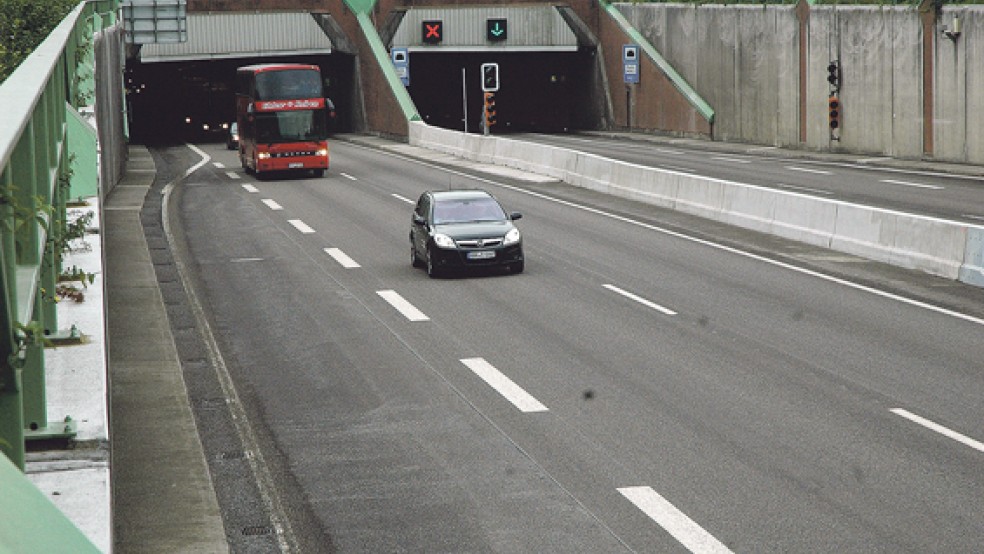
[226,122,239,150]
[410,189,524,277]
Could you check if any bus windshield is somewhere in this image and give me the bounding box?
[255,110,327,143]
[254,69,322,100]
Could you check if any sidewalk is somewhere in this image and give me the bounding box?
[25,144,228,552]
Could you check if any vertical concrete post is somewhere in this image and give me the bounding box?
[919,0,936,157]
[796,0,810,144]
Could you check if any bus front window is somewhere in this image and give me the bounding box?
[255,111,327,143]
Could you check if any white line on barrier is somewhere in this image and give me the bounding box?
[392,193,414,204]
[460,358,548,412]
[880,179,944,190]
[786,166,832,175]
[603,284,677,315]
[288,219,315,234]
[377,290,429,321]
[324,248,360,268]
[340,172,357,180]
[261,199,283,211]
[891,409,984,453]
[226,171,240,180]
[242,184,259,193]
[618,486,733,554]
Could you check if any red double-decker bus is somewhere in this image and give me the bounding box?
[235,63,330,177]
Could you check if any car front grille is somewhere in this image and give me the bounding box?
[271,150,317,158]
[456,238,503,249]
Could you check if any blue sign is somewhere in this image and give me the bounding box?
[623,44,639,84]
[392,48,409,86]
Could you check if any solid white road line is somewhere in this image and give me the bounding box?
[891,409,984,454]
[226,171,240,180]
[618,486,733,554]
[392,193,414,204]
[242,184,259,193]
[261,199,283,211]
[603,284,677,315]
[288,219,316,234]
[786,166,832,175]
[324,248,361,269]
[879,179,944,190]
[376,290,429,321]
[774,183,834,196]
[460,358,548,413]
[340,172,357,180]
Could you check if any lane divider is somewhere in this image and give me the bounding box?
[261,199,283,211]
[324,248,360,269]
[460,358,548,413]
[288,219,315,234]
[603,284,677,316]
[618,486,733,554]
[241,184,259,193]
[377,290,429,321]
[891,408,984,454]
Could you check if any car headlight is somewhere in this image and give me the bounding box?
[432,233,456,249]
[503,228,521,246]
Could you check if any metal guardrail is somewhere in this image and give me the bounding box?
[0,0,117,548]
[0,0,115,469]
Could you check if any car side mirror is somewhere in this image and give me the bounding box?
[510,212,522,221]
[413,214,427,226]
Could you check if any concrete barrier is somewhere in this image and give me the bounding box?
[408,121,984,287]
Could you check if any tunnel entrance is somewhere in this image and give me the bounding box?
[406,50,596,134]
[125,53,356,145]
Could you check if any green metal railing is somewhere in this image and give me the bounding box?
[0,0,115,550]
[0,0,114,469]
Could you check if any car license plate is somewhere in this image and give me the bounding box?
[467,250,495,260]
[288,162,304,169]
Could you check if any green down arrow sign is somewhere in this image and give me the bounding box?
[487,19,507,41]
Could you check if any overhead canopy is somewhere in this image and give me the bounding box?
[138,12,333,63]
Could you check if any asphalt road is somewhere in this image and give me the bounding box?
[515,133,984,225]
[158,137,984,553]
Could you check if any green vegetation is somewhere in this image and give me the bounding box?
[0,0,78,82]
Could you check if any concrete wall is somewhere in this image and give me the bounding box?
[935,7,984,165]
[618,3,984,165]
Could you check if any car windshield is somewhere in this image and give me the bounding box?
[432,197,507,225]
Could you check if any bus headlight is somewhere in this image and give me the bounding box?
[317,148,328,157]
[257,152,271,160]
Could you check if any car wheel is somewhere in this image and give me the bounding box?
[411,244,422,268]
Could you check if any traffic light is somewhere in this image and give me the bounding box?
[827,60,840,93]
[828,95,840,130]
[483,91,497,129]
[481,63,499,92]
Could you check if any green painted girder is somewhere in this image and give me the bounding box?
[601,0,715,124]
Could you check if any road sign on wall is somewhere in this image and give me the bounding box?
[392,48,409,86]
[623,44,639,84]
[422,20,443,44]
[487,18,507,41]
